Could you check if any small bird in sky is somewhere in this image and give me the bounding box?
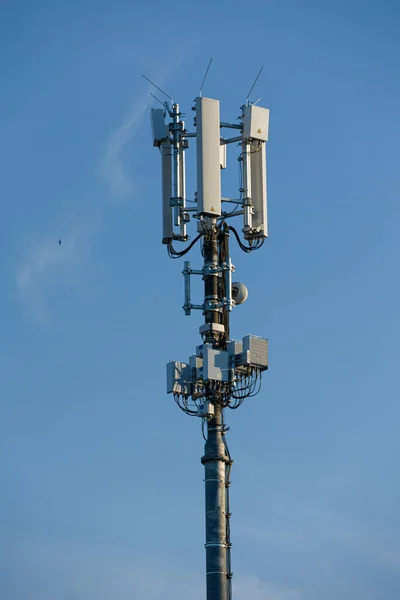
[58,239,61,246]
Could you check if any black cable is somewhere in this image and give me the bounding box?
[228,225,265,254]
[227,225,252,253]
[173,394,198,416]
[167,232,203,259]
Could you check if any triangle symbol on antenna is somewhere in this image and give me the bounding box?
[257,128,262,134]
[210,206,215,212]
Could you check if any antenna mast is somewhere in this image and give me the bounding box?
[199,57,213,97]
[149,70,270,600]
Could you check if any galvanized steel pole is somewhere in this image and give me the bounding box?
[202,402,229,600]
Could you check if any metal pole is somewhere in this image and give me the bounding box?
[172,103,181,228]
[202,402,229,600]
[201,218,231,600]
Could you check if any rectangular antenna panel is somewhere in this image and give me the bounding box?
[243,105,270,142]
[196,97,221,216]
[161,143,173,244]
[151,108,168,146]
[220,143,227,169]
[197,402,215,418]
[200,348,229,382]
[190,353,203,380]
[248,141,268,238]
[166,360,191,395]
[243,335,269,368]
[227,340,243,357]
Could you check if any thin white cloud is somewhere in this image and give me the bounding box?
[100,54,185,200]
[16,64,177,321]
[101,88,154,198]
[15,221,97,322]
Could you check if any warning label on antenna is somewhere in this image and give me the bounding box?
[210,206,215,212]
[257,128,262,134]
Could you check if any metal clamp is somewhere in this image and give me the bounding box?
[183,260,236,315]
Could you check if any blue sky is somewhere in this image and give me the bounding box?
[1,1,400,598]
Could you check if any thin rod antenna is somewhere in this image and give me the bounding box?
[150,92,165,107]
[199,57,213,97]
[142,74,172,101]
[246,66,264,103]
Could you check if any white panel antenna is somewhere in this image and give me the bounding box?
[196,97,221,217]
[151,108,168,146]
[248,141,267,239]
[150,99,189,243]
[243,105,270,142]
[241,104,269,239]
